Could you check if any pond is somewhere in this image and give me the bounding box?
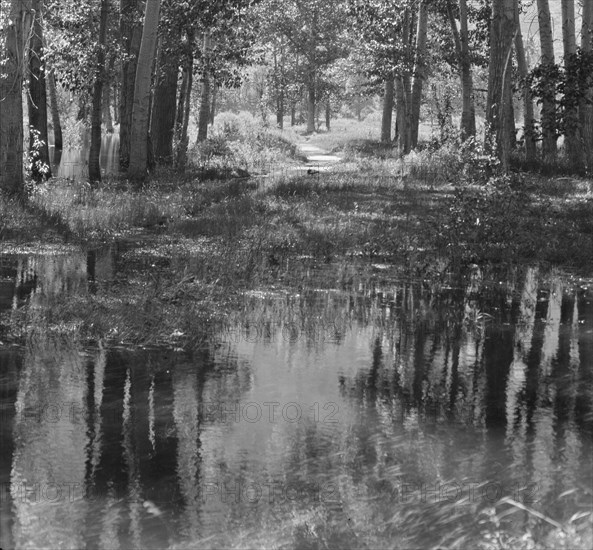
[0,243,591,549]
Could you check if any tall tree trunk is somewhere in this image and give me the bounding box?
[210,83,217,124]
[395,9,413,155]
[291,102,296,126]
[119,0,142,171]
[395,77,411,155]
[381,77,394,143]
[47,68,63,152]
[0,0,31,193]
[581,0,593,170]
[515,1,536,162]
[175,38,194,171]
[89,0,110,183]
[197,33,211,143]
[410,0,428,147]
[151,43,179,165]
[447,0,475,138]
[537,0,557,161]
[306,71,316,133]
[562,0,580,165]
[28,0,52,181]
[128,0,161,185]
[486,0,516,171]
[325,100,331,130]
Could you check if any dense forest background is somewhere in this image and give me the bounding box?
[1,0,593,191]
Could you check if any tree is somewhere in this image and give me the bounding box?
[536,0,557,160]
[514,0,536,162]
[128,0,161,185]
[47,67,63,152]
[381,78,394,143]
[561,0,579,164]
[197,32,212,143]
[119,0,143,171]
[28,0,52,181]
[0,1,32,193]
[581,0,593,169]
[410,0,429,147]
[485,0,515,171]
[446,0,476,137]
[261,0,349,134]
[88,0,110,183]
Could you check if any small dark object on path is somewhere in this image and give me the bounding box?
[307,168,319,175]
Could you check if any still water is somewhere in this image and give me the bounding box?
[0,243,591,549]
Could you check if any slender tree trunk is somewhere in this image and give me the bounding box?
[151,43,179,165]
[197,33,211,143]
[0,0,31,193]
[447,0,476,138]
[47,68,63,152]
[28,0,52,181]
[581,0,593,170]
[291,102,296,126]
[395,9,413,155]
[306,72,316,133]
[410,0,428,147]
[119,0,142,171]
[381,77,394,143]
[175,37,193,171]
[128,0,161,185]
[486,0,516,171]
[515,1,536,162]
[325,100,330,130]
[395,77,411,155]
[537,0,557,161]
[89,0,109,183]
[562,0,580,165]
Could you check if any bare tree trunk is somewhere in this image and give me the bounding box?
[47,68,63,152]
[28,0,52,181]
[537,0,557,161]
[581,0,593,170]
[306,72,316,133]
[0,0,31,193]
[210,83,217,125]
[486,0,516,171]
[197,33,211,143]
[410,0,428,147]
[151,43,178,165]
[381,77,394,143]
[395,76,411,155]
[515,0,536,162]
[325,100,330,130]
[175,37,193,171]
[562,0,580,165]
[128,0,161,185]
[447,0,475,138]
[395,9,413,155]
[89,0,109,183]
[119,0,142,171]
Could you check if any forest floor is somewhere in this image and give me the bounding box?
[1,123,592,349]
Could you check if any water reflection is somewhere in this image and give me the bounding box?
[49,134,119,180]
[0,249,591,548]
